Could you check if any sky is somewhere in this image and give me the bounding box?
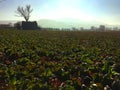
[0,0,120,27]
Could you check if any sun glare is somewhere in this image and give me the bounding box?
[40,7,94,22]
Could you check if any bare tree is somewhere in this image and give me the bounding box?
[16,5,33,22]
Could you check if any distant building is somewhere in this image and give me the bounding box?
[14,21,38,30]
[91,26,96,30]
[113,27,118,30]
[72,27,78,31]
[80,27,84,31]
[14,22,21,29]
[0,23,12,28]
[99,25,105,31]
[105,27,112,30]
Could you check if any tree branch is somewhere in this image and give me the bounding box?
[15,5,33,22]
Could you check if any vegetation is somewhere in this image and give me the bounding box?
[15,5,33,22]
[0,29,120,90]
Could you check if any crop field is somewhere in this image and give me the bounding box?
[0,30,120,90]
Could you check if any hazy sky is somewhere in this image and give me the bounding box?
[0,0,120,25]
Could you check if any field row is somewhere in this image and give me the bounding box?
[0,30,120,89]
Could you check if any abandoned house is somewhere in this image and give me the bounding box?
[14,21,38,30]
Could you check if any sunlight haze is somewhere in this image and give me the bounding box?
[0,0,120,28]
